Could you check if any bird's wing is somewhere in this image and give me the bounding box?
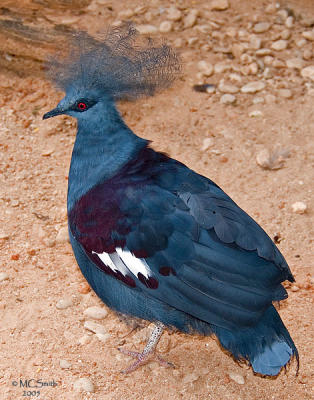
[69,149,293,331]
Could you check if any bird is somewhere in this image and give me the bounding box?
[43,23,298,376]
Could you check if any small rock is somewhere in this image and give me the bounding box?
[286,58,304,70]
[0,231,9,240]
[197,61,213,77]
[265,94,276,103]
[273,58,285,67]
[256,48,272,56]
[173,38,184,48]
[231,43,245,58]
[73,378,94,393]
[84,320,106,334]
[241,81,265,93]
[118,9,134,19]
[167,7,182,21]
[285,16,294,28]
[84,306,108,320]
[291,202,307,214]
[78,282,91,294]
[78,334,92,345]
[303,49,313,61]
[302,31,314,41]
[218,82,239,93]
[201,138,214,151]
[214,62,231,74]
[159,21,173,33]
[248,62,258,75]
[210,0,229,11]
[60,359,72,369]
[42,237,56,248]
[56,297,73,310]
[182,372,199,384]
[301,66,314,82]
[228,372,245,384]
[41,148,54,156]
[249,35,262,50]
[0,272,9,282]
[95,333,111,343]
[291,284,300,292]
[253,22,271,33]
[220,94,236,104]
[256,148,288,170]
[249,110,263,117]
[296,38,307,48]
[253,96,264,104]
[136,25,158,35]
[280,29,291,40]
[278,89,292,99]
[183,10,198,29]
[271,40,288,51]
[56,227,69,244]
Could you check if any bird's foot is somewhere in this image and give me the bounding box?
[118,347,174,374]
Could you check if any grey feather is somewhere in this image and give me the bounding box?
[46,22,181,100]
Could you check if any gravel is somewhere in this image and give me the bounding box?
[292,202,307,214]
[241,81,265,93]
[56,227,69,243]
[167,7,182,21]
[0,272,9,282]
[301,66,314,82]
[56,297,73,310]
[228,371,245,384]
[220,94,236,104]
[253,22,271,33]
[83,306,108,320]
[159,21,173,33]
[271,40,288,51]
[136,25,158,35]
[197,60,213,77]
[84,320,106,334]
[210,0,229,11]
[73,377,95,393]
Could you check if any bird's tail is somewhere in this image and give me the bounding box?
[214,305,299,376]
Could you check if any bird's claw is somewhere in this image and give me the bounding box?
[118,347,175,374]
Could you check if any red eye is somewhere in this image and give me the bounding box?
[77,102,87,111]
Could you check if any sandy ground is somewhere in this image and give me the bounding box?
[0,1,313,399]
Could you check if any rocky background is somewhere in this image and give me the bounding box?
[0,0,313,399]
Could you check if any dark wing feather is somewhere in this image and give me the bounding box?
[69,147,293,331]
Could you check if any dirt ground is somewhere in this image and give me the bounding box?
[0,1,313,399]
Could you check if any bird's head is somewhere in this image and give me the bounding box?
[43,23,181,121]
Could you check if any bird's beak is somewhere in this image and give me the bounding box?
[42,106,64,120]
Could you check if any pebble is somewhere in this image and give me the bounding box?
[249,35,262,50]
[253,96,264,104]
[231,43,245,58]
[248,62,258,75]
[56,227,69,244]
[167,7,182,21]
[118,9,134,19]
[220,94,236,104]
[0,231,9,240]
[214,62,231,74]
[56,297,73,310]
[303,49,312,61]
[302,31,314,41]
[296,38,307,48]
[197,61,213,77]
[201,138,214,151]
[241,81,265,93]
[159,21,173,33]
[218,82,239,93]
[265,3,277,14]
[84,306,108,320]
[286,58,304,69]
[182,372,199,384]
[256,48,272,56]
[78,334,92,345]
[0,272,9,282]
[285,16,294,28]
[253,22,271,33]
[280,29,291,40]
[60,359,72,369]
[249,110,263,117]
[184,10,198,29]
[95,333,111,343]
[271,40,288,51]
[210,0,229,11]
[78,282,91,294]
[301,66,314,82]
[291,284,300,292]
[136,25,158,35]
[228,372,245,384]
[73,378,94,393]
[278,89,292,99]
[84,320,106,334]
[291,202,307,214]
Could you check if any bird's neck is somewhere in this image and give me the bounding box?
[67,108,148,211]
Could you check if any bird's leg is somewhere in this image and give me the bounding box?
[118,322,174,373]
